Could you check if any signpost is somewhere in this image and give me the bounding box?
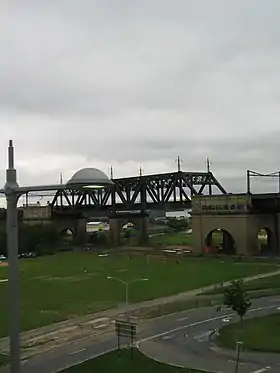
[115,318,137,358]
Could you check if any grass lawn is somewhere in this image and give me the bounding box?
[150,232,192,246]
[204,273,280,295]
[139,295,222,319]
[216,313,280,353]
[0,252,277,337]
[122,231,193,246]
[240,274,280,291]
[149,230,223,247]
[60,349,208,372]
[0,353,9,367]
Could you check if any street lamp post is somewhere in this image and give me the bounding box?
[235,340,243,373]
[107,276,148,307]
[5,141,20,373]
[0,140,113,373]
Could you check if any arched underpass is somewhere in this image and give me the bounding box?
[205,228,236,255]
[257,228,275,256]
[61,228,74,243]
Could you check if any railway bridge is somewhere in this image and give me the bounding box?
[14,169,226,245]
[2,168,279,255]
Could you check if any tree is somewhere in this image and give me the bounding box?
[222,279,251,323]
[18,223,61,255]
[89,231,108,246]
[166,218,189,232]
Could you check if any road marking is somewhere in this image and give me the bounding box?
[137,304,280,344]
[222,318,231,322]
[90,317,110,324]
[251,367,270,373]
[93,324,108,329]
[176,316,189,322]
[69,348,86,355]
[138,314,236,343]
[161,335,172,340]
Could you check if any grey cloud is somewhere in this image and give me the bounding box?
[0,0,280,197]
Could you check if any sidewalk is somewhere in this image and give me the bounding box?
[1,269,280,357]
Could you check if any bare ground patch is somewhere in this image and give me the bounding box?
[44,276,87,283]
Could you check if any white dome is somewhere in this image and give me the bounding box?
[66,168,113,188]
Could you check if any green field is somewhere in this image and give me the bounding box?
[0,252,277,337]
[217,313,280,353]
[61,349,208,373]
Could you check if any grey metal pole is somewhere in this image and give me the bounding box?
[5,140,21,373]
[246,170,251,194]
[6,194,20,373]
[235,341,242,373]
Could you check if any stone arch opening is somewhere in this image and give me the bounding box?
[109,213,149,247]
[257,228,273,256]
[121,221,138,245]
[61,228,74,243]
[205,228,236,255]
[86,220,110,246]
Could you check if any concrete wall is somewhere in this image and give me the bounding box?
[20,204,87,243]
[22,206,52,221]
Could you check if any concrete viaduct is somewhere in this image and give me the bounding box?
[2,192,280,256]
[18,205,150,247]
[192,193,280,256]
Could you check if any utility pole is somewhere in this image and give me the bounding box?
[139,167,142,176]
[110,166,114,179]
[177,156,182,172]
[206,158,212,195]
[59,173,63,206]
[206,158,211,173]
[60,172,63,184]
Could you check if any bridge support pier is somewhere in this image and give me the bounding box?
[74,218,87,244]
[51,217,88,245]
[109,211,149,247]
[191,195,280,256]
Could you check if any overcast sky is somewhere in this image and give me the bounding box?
[1,0,280,199]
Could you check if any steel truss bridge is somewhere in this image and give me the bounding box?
[47,170,227,216]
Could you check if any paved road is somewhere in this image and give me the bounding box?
[2,296,280,373]
[139,297,280,373]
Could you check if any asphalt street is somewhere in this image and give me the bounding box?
[139,296,280,373]
[1,296,280,373]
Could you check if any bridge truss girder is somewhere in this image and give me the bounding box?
[50,171,227,214]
